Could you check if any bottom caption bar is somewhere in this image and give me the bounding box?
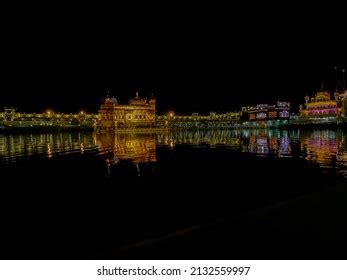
[0,260,346,280]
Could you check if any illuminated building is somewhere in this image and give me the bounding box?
[299,90,339,118]
[97,92,156,130]
[242,102,291,121]
[0,108,98,128]
[336,90,347,116]
[155,111,242,129]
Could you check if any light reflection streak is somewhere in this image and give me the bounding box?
[0,130,347,177]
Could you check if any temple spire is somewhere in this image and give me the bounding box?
[335,66,338,92]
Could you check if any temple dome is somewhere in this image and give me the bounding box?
[104,96,118,105]
[314,91,331,102]
[129,92,147,105]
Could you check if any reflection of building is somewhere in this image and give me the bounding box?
[242,102,291,121]
[0,133,96,162]
[95,133,157,164]
[245,130,292,156]
[299,90,339,118]
[98,93,156,131]
[300,130,340,165]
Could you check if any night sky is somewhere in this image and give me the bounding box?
[1,5,346,115]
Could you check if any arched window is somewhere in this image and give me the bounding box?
[279,111,289,118]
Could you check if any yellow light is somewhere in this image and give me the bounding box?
[80,111,85,115]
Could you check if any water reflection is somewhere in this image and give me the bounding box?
[0,133,97,163]
[157,129,294,156]
[1,130,347,177]
[300,130,342,169]
[95,133,157,164]
[156,129,347,177]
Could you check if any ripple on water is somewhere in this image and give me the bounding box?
[0,130,347,178]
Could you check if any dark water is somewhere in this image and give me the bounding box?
[0,129,346,259]
[2,129,347,172]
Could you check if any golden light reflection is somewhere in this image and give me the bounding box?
[0,133,96,163]
[300,130,342,167]
[47,143,52,158]
[1,130,347,177]
[95,133,157,165]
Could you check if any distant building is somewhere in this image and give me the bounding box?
[242,102,291,121]
[299,90,339,118]
[336,90,347,116]
[98,92,156,130]
[0,107,97,128]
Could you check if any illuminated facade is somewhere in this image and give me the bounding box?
[242,102,291,121]
[156,111,242,128]
[0,108,98,128]
[299,91,339,118]
[336,90,347,116]
[98,93,156,130]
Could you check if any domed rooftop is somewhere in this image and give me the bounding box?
[104,96,118,104]
[129,92,147,105]
[314,91,331,101]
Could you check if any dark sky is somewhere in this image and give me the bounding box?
[1,5,346,115]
